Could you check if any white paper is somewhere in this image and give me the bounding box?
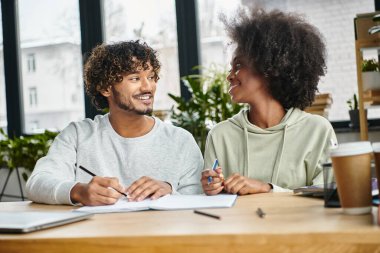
[75,198,151,213]
[75,194,237,214]
[150,194,237,210]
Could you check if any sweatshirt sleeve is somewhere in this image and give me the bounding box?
[25,123,78,205]
[175,133,204,195]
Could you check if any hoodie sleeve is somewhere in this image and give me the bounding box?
[270,184,293,192]
[310,126,338,186]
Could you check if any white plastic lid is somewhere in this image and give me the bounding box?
[373,142,380,152]
[330,141,373,157]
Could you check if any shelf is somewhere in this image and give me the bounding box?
[354,12,380,140]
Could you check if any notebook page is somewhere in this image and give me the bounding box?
[149,194,237,210]
[75,198,151,213]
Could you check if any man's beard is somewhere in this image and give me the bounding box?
[111,86,153,115]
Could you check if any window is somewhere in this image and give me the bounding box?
[198,0,378,121]
[29,120,39,132]
[0,2,7,133]
[27,53,36,72]
[104,0,180,111]
[28,87,37,106]
[198,0,241,69]
[18,0,84,134]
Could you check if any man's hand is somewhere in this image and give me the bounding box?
[126,176,172,201]
[201,167,224,195]
[223,173,272,195]
[70,176,126,206]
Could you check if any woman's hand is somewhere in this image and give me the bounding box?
[201,167,225,195]
[223,173,272,195]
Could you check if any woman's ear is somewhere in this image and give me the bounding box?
[99,85,112,97]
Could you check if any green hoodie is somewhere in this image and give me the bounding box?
[204,108,337,192]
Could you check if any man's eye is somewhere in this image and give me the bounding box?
[235,63,242,69]
[129,77,139,81]
[148,76,155,80]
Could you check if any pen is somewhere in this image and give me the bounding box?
[78,165,127,197]
[207,159,219,184]
[193,210,221,220]
[256,207,266,218]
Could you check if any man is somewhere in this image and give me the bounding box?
[26,41,203,206]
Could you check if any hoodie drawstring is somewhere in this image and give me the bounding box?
[243,127,249,177]
[271,125,288,184]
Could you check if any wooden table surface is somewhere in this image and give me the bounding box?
[0,193,379,253]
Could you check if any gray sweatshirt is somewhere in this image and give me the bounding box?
[26,114,204,205]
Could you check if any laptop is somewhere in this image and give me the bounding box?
[0,211,93,233]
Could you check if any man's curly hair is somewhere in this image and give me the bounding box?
[84,40,161,110]
[223,8,326,110]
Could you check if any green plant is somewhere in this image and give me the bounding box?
[168,65,244,153]
[0,129,58,181]
[361,58,379,72]
[346,93,358,111]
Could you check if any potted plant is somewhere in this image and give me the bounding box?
[168,65,244,153]
[361,58,380,91]
[0,129,58,200]
[346,94,367,129]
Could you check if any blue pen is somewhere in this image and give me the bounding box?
[208,159,219,184]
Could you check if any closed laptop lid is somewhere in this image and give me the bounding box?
[0,211,93,233]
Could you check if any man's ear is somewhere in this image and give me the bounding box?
[99,85,112,97]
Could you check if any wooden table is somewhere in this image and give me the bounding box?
[0,193,379,253]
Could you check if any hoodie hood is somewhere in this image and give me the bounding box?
[226,108,307,183]
[228,107,307,133]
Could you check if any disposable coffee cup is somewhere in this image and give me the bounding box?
[330,141,373,215]
[373,143,380,192]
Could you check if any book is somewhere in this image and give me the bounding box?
[304,104,331,111]
[293,184,325,198]
[311,97,332,106]
[304,108,329,118]
[313,93,332,105]
[363,89,380,105]
[303,93,332,118]
[314,93,332,99]
[364,89,380,97]
[75,194,237,214]
[293,178,379,199]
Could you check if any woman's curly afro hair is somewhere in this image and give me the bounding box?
[223,8,326,110]
[84,40,161,110]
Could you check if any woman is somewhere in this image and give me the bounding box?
[201,8,337,195]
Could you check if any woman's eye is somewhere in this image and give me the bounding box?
[235,63,242,69]
[148,76,155,80]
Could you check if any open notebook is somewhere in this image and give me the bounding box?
[75,194,237,214]
[0,211,93,233]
